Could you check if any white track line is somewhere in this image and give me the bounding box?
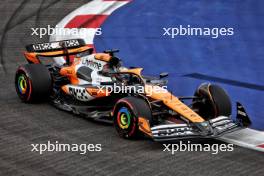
[50,0,130,65]
[220,128,264,152]
[50,0,129,42]
[55,0,129,27]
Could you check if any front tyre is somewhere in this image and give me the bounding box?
[193,83,232,120]
[113,97,152,139]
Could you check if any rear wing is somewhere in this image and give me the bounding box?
[24,39,93,64]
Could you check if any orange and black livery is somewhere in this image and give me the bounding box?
[15,39,251,141]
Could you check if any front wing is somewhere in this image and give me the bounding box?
[150,102,251,141]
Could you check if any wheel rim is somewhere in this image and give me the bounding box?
[117,107,131,129]
[17,74,28,95]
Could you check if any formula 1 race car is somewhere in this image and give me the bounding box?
[15,39,251,141]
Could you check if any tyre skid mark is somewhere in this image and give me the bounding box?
[0,0,63,73]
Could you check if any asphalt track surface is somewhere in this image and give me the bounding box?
[0,1,263,176]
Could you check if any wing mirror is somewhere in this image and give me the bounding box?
[159,72,168,79]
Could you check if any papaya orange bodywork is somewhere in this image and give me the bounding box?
[24,52,40,64]
[94,53,111,62]
[119,68,204,122]
[138,117,152,136]
[86,87,110,98]
[145,85,204,123]
[59,59,81,85]
[61,85,70,94]
[120,68,143,76]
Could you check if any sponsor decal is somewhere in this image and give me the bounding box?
[31,39,80,51]
[82,59,102,70]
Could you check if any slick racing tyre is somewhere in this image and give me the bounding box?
[193,83,232,120]
[113,97,153,139]
[15,64,52,102]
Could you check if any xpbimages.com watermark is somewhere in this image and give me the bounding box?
[97,83,168,96]
[163,141,234,155]
[163,25,234,39]
[31,141,102,155]
[31,25,102,38]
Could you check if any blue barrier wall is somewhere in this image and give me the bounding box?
[94,0,264,130]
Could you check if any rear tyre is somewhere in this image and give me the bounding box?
[113,97,152,139]
[193,83,232,120]
[15,64,52,102]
